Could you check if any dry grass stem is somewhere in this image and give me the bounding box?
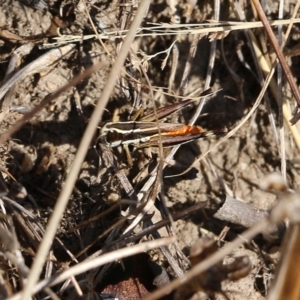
[45,18,300,47]
[19,1,151,299]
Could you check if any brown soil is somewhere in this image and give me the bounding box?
[0,0,299,299]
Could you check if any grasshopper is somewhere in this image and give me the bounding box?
[99,90,227,149]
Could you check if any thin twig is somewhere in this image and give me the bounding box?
[7,237,174,300]
[0,44,75,101]
[251,0,300,111]
[277,0,286,181]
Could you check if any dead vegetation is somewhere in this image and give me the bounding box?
[0,0,300,299]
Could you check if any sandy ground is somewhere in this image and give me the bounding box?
[0,0,300,299]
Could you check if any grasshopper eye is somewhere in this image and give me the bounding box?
[104,130,123,147]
